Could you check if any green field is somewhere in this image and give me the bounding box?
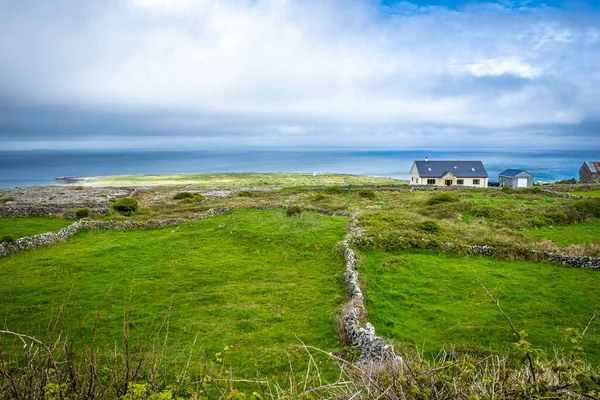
[87,172,405,187]
[570,190,600,197]
[524,219,600,247]
[0,216,75,239]
[0,210,348,378]
[358,250,600,363]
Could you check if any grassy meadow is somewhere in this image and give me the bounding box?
[0,216,74,239]
[524,218,600,247]
[358,249,600,363]
[0,209,348,379]
[87,172,405,187]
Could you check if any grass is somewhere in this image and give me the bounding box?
[88,172,405,187]
[523,218,600,247]
[358,249,600,364]
[570,190,600,197]
[0,209,348,378]
[0,216,75,239]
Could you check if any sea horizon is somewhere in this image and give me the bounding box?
[0,148,594,188]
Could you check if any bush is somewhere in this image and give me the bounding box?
[173,192,195,200]
[570,199,600,218]
[112,198,139,215]
[427,192,458,205]
[312,193,326,202]
[76,208,90,219]
[1,235,15,244]
[286,206,303,217]
[502,185,512,192]
[358,189,376,199]
[237,191,254,197]
[419,219,441,233]
[532,210,569,227]
[471,205,506,220]
[325,186,343,194]
[532,185,543,193]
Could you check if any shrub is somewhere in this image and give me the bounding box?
[570,199,600,218]
[312,193,326,202]
[471,205,506,220]
[426,192,458,205]
[502,186,512,192]
[532,210,569,227]
[325,186,343,194]
[419,219,441,233]
[74,186,84,190]
[237,191,254,197]
[286,206,302,217]
[1,235,15,244]
[76,208,90,219]
[173,192,195,200]
[358,189,376,199]
[532,185,543,193]
[112,198,139,215]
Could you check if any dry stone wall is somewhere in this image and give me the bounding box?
[340,215,402,365]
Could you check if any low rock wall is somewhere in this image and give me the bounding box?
[340,216,401,364]
[0,207,232,258]
[0,204,108,218]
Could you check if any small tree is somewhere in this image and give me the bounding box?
[112,198,139,216]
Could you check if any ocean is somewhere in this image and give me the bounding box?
[0,148,594,188]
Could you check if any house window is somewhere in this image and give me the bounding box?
[411,177,414,181]
[473,179,480,185]
[427,179,436,185]
[457,179,464,185]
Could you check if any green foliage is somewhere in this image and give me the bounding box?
[570,199,600,218]
[75,208,90,219]
[237,191,255,197]
[112,198,139,215]
[358,189,376,199]
[172,191,195,200]
[533,185,543,193]
[312,193,326,202]
[324,185,344,194]
[419,219,441,233]
[286,205,303,217]
[1,235,15,244]
[532,210,569,227]
[426,192,458,205]
[524,218,600,247]
[471,205,506,219]
[502,185,512,192]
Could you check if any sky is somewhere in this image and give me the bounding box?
[0,0,599,151]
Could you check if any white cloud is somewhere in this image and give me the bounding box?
[0,0,599,148]
[465,57,542,78]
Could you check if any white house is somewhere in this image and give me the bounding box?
[409,159,489,187]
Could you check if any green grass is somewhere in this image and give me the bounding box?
[0,210,348,377]
[0,216,75,239]
[523,218,600,246]
[570,190,600,197]
[88,172,405,187]
[358,249,600,364]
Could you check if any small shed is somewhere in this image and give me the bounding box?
[498,169,534,188]
[579,162,600,183]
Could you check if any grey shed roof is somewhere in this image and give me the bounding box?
[498,169,533,177]
[414,161,488,178]
[584,162,600,173]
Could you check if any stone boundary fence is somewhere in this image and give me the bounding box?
[339,215,402,365]
[0,207,233,258]
[0,203,110,218]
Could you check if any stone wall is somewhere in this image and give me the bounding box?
[0,207,232,258]
[0,204,109,218]
[340,216,401,365]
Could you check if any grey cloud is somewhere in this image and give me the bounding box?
[0,0,599,149]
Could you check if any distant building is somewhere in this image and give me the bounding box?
[579,162,600,183]
[498,169,534,188]
[409,159,488,187]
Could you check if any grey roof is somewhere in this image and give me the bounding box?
[414,161,488,178]
[584,162,600,173]
[498,169,533,178]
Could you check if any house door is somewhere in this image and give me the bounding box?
[445,180,452,186]
[517,178,527,188]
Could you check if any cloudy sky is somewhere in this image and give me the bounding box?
[1,0,599,150]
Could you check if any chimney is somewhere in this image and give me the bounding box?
[425,157,428,162]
